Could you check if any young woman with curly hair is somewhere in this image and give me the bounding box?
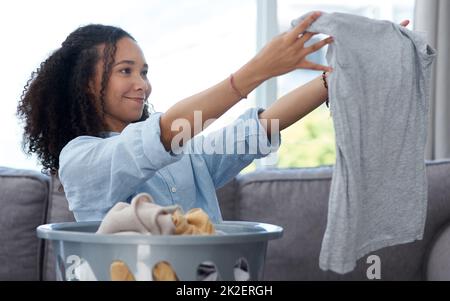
[18,12,341,222]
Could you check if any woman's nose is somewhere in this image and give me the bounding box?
[133,74,147,91]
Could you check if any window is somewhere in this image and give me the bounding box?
[0,0,256,172]
[1,0,416,173]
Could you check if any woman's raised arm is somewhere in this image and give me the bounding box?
[159,11,333,151]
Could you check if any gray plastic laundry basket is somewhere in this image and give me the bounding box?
[37,221,283,281]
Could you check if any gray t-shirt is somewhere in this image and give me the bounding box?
[292,12,436,274]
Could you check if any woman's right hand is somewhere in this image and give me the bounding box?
[251,11,333,80]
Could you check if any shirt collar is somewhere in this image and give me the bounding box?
[99,131,120,138]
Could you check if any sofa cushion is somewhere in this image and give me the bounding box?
[216,178,238,221]
[235,160,450,281]
[42,175,75,281]
[0,167,49,280]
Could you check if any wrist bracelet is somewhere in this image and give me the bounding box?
[322,72,330,108]
[322,71,329,89]
[230,74,247,99]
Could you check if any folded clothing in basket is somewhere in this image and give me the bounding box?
[96,192,216,281]
[96,192,215,236]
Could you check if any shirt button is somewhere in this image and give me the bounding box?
[171,187,177,193]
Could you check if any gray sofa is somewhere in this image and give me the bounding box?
[1,160,450,281]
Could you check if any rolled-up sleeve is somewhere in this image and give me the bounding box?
[188,108,281,189]
[59,112,182,220]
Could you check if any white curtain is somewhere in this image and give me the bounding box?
[415,0,450,160]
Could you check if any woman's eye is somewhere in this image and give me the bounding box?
[120,68,132,74]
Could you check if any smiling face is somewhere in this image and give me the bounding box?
[91,37,152,133]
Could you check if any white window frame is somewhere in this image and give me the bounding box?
[255,0,279,169]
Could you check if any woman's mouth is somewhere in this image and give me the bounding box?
[124,97,145,105]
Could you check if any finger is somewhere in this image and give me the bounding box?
[289,11,322,42]
[304,36,334,54]
[400,20,410,27]
[296,32,317,47]
[299,60,333,72]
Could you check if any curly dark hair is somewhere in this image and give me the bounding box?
[17,24,151,176]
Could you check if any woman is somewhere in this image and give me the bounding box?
[17,12,409,222]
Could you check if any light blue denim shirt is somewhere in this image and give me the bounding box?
[59,108,280,223]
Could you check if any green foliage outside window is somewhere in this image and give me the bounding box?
[277,105,336,168]
[241,105,336,174]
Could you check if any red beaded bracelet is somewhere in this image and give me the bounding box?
[229,74,247,99]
